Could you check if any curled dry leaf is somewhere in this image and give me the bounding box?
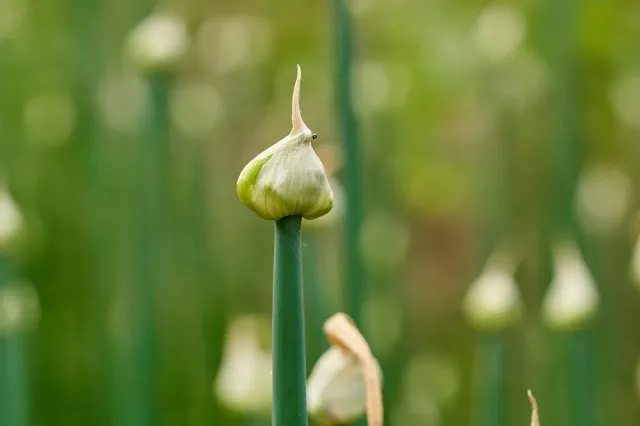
[528,390,539,426]
[322,313,383,426]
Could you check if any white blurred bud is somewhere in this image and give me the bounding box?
[214,316,272,415]
[308,313,383,426]
[97,70,149,134]
[169,80,224,139]
[0,281,40,336]
[610,73,640,130]
[542,241,599,330]
[307,346,381,424]
[126,12,188,72]
[463,249,522,331]
[576,164,632,235]
[473,5,526,61]
[0,185,24,248]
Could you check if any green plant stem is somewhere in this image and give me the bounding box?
[115,73,169,426]
[333,0,365,327]
[303,235,328,367]
[0,333,28,426]
[0,260,28,426]
[567,330,595,426]
[478,333,506,426]
[272,215,308,426]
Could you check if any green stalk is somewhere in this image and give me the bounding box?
[567,330,595,426]
[302,235,328,366]
[478,333,506,426]
[0,263,28,426]
[272,215,308,426]
[0,334,28,426]
[332,0,365,327]
[115,73,169,426]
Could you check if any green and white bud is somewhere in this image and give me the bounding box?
[307,346,382,425]
[236,65,333,220]
[463,248,522,331]
[302,177,344,231]
[542,240,599,330]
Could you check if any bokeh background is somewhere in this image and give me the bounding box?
[1,0,640,425]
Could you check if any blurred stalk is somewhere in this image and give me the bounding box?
[70,0,109,423]
[115,73,170,426]
[478,334,506,426]
[272,215,308,426]
[332,0,365,327]
[191,146,228,423]
[542,0,593,422]
[0,262,28,426]
[302,235,328,367]
[567,330,595,426]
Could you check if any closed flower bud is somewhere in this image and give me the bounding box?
[542,240,599,330]
[463,248,522,331]
[236,65,333,220]
[307,313,383,426]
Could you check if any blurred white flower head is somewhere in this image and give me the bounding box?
[307,313,383,426]
[542,241,599,330]
[169,79,224,139]
[0,185,24,247]
[610,72,640,130]
[126,12,188,71]
[0,281,40,336]
[308,346,380,424]
[214,315,272,415]
[463,249,522,331]
[576,164,632,235]
[196,16,273,75]
[473,4,526,62]
[97,70,149,134]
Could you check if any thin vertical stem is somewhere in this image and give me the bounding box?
[116,73,169,426]
[332,0,366,327]
[568,330,595,426]
[0,335,28,426]
[0,261,28,426]
[272,215,307,426]
[478,333,506,426]
[303,235,328,367]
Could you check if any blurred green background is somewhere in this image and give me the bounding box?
[1,0,640,425]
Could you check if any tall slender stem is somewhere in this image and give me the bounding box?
[303,235,328,367]
[333,0,365,327]
[478,333,506,426]
[0,263,28,426]
[568,330,595,426]
[272,215,308,426]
